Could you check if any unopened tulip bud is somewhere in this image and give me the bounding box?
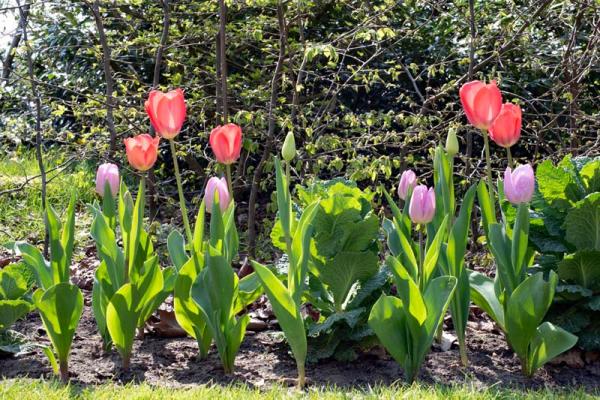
[409,184,436,224]
[504,164,534,205]
[281,132,296,162]
[445,128,459,157]
[95,163,119,197]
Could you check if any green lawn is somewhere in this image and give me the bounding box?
[0,379,597,400]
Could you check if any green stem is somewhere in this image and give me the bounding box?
[59,358,69,383]
[225,163,234,201]
[482,129,496,217]
[459,336,468,367]
[170,140,193,245]
[506,147,514,169]
[297,362,306,389]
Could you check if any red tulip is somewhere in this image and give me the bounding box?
[145,89,186,140]
[124,134,160,171]
[209,123,242,165]
[459,80,503,130]
[489,103,522,148]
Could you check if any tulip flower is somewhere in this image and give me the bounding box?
[459,80,502,131]
[95,163,119,198]
[489,103,522,148]
[409,185,436,225]
[145,89,186,140]
[398,170,417,201]
[209,123,243,165]
[124,134,160,172]
[204,177,230,212]
[504,164,535,205]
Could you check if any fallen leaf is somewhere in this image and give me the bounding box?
[148,309,187,338]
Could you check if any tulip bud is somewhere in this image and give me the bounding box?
[398,170,417,200]
[503,164,534,205]
[445,128,459,157]
[281,132,296,162]
[409,184,436,224]
[95,163,119,198]
[204,177,230,212]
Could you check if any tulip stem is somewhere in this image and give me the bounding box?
[225,164,234,201]
[482,129,496,217]
[169,139,193,246]
[506,147,514,169]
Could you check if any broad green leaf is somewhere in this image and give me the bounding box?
[251,261,306,369]
[16,243,53,292]
[488,223,516,295]
[167,230,188,270]
[468,270,505,329]
[579,160,600,193]
[0,268,28,300]
[102,183,117,229]
[529,321,578,375]
[536,159,582,209]
[382,218,401,257]
[173,255,211,356]
[368,295,410,371]
[319,251,379,310]
[564,193,600,251]
[106,283,139,364]
[134,256,165,327]
[557,250,600,291]
[386,256,426,331]
[0,300,33,330]
[34,283,83,365]
[234,272,263,314]
[506,272,557,358]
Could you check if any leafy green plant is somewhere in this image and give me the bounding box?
[370,234,456,382]
[17,195,83,382]
[277,179,384,362]
[0,263,34,357]
[525,156,600,349]
[471,179,578,376]
[89,181,172,369]
[251,157,318,388]
[429,146,477,366]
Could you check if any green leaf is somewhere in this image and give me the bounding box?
[511,203,530,281]
[557,250,600,291]
[0,268,28,300]
[193,200,206,256]
[308,308,365,337]
[536,159,582,210]
[423,216,448,286]
[106,283,139,364]
[0,300,33,330]
[506,272,557,359]
[468,270,505,329]
[368,295,410,372]
[16,243,53,291]
[251,261,306,372]
[564,193,600,251]
[477,179,496,237]
[167,230,188,270]
[173,255,211,357]
[529,322,578,375]
[579,160,600,193]
[34,283,83,366]
[319,251,379,310]
[234,273,263,314]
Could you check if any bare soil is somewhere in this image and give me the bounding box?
[1,292,599,392]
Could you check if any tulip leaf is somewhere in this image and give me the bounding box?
[511,203,530,281]
[528,321,578,375]
[468,270,505,329]
[106,283,139,364]
[34,283,83,367]
[167,230,188,271]
[15,243,53,291]
[422,216,448,286]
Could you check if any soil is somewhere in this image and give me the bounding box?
[1,291,599,392]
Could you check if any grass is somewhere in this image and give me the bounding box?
[0,147,96,246]
[0,379,597,400]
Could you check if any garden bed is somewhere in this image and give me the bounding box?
[1,287,599,392]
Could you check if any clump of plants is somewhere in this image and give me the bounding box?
[0,262,34,357]
[526,155,600,350]
[17,195,83,382]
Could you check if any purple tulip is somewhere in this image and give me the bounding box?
[409,185,436,224]
[95,163,119,198]
[504,164,535,205]
[398,170,417,200]
[205,177,230,212]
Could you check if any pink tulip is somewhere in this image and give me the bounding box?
[504,164,535,205]
[145,89,186,140]
[209,123,242,165]
[398,170,417,200]
[124,134,160,171]
[95,163,119,197]
[409,185,436,224]
[459,80,503,131]
[204,177,230,212]
[489,103,522,148]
